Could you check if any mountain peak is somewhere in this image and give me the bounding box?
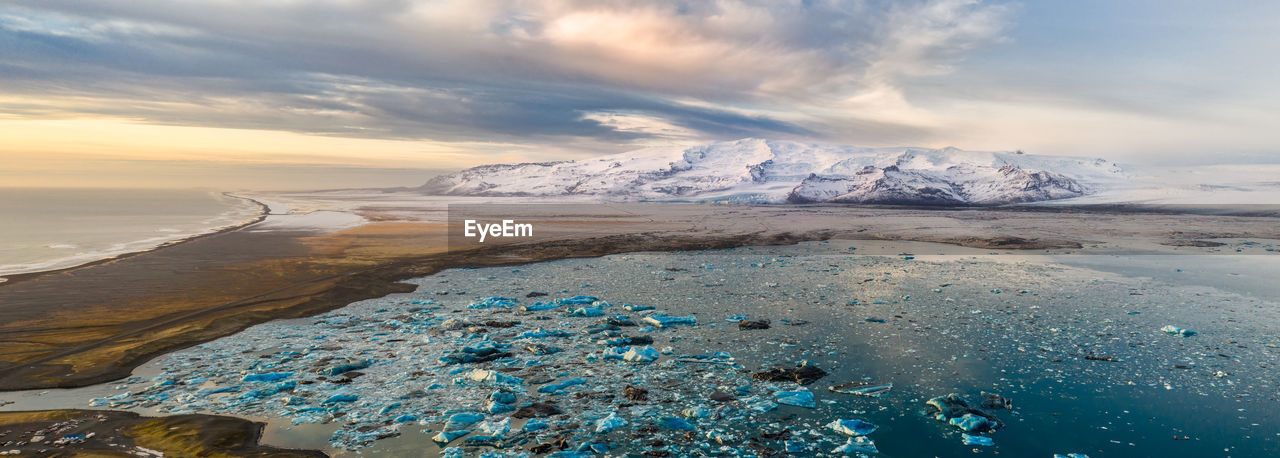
[420,139,1125,205]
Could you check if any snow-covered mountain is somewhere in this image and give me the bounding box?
[419,138,1126,205]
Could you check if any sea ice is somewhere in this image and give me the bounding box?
[961,433,994,446]
[1160,325,1197,337]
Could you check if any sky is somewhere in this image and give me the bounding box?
[2,0,1278,189]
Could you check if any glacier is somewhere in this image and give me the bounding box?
[419,138,1126,205]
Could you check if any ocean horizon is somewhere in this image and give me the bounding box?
[0,187,263,278]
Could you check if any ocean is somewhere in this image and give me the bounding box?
[0,188,262,277]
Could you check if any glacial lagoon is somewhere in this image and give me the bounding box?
[3,240,1278,457]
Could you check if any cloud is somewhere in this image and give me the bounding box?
[0,0,1014,159]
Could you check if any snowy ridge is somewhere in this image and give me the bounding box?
[420,139,1126,205]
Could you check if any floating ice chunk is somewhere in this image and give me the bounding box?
[393,414,418,423]
[832,436,878,454]
[520,302,560,312]
[323,394,358,405]
[596,412,627,433]
[643,315,697,328]
[489,391,517,404]
[241,381,295,399]
[622,346,660,363]
[462,435,498,447]
[1054,454,1090,458]
[439,318,470,330]
[676,351,735,365]
[468,296,518,309]
[432,429,469,445]
[440,345,512,365]
[195,385,241,397]
[566,307,605,317]
[705,429,737,444]
[598,346,629,361]
[537,377,586,394]
[523,418,549,432]
[950,413,997,433]
[1161,325,1197,337]
[241,372,292,382]
[317,360,371,376]
[485,400,514,414]
[775,389,815,408]
[477,417,512,437]
[682,405,716,419]
[961,433,994,446]
[468,369,524,385]
[443,412,485,431]
[623,304,655,311]
[517,328,571,339]
[828,381,892,397]
[740,396,778,412]
[657,417,695,431]
[525,343,562,355]
[547,452,593,458]
[380,403,403,415]
[927,393,1004,432]
[779,438,806,453]
[557,295,599,305]
[598,336,653,347]
[826,419,878,436]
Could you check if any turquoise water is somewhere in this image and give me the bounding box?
[0,188,261,277]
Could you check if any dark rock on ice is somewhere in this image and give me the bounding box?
[752,361,828,385]
[512,401,562,419]
[980,392,1013,410]
[738,319,771,330]
[926,393,1004,433]
[624,385,649,401]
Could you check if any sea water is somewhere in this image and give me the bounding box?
[0,188,262,277]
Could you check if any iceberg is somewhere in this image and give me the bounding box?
[642,315,697,328]
[775,389,816,408]
[622,346,660,363]
[241,372,292,382]
[657,417,695,431]
[826,419,878,436]
[432,429,469,445]
[962,433,994,446]
[443,412,485,431]
[1161,325,1198,337]
[467,369,524,385]
[595,412,627,433]
[537,377,586,394]
[828,381,892,397]
[832,436,878,454]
